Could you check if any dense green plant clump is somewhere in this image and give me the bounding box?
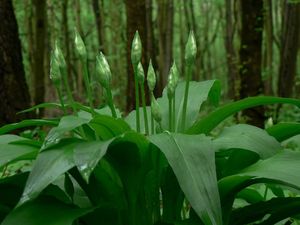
[1,30,300,225]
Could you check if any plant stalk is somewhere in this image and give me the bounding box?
[181,65,192,131]
[140,84,149,134]
[168,97,172,131]
[106,88,117,118]
[134,65,141,132]
[82,61,95,115]
[56,86,66,115]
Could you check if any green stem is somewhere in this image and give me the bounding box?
[150,93,154,134]
[82,61,95,115]
[181,65,192,131]
[61,68,77,114]
[172,96,176,132]
[106,88,117,118]
[140,84,149,135]
[134,65,140,132]
[168,96,172,131]
[55,85,66,115]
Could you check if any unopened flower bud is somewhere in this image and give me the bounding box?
[147,60,156,92]
[54,41,66,70]
[185,31,197,65]
[74,28,87,61]
[131,31,142,66]
[50,52,61,86]
[96,52,112,89]
[137,62,144,84]
[151,96,162,123]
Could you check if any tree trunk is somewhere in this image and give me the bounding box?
[92,0,105,52]
[125,0,157,111]
[0,0,32,126]
[277,0,300,98]
[225,0,239,100]
[263,0,274,96]
[33,0,46,115]
[157,0,174,88]
[239,0,265,128]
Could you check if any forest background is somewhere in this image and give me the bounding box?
[0,0,299,127]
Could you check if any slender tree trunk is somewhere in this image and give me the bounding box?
[277,0,300,98]
[0,0,32,125]
[33,0,46,115]
[263,0,274,96]
[239,0,265,128]
[125,0,157,111]
[74,0,84,96]
[157,0,174,87]
[225,0,239,100]
[62,0,72,85]
[92,0,105,52]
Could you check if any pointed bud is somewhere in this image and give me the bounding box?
[137,62,145,84]
[74,29,87,61]
[50,52,61,86]
[151,96,162,123]
[54,41,66,70]
[147,60,156,92]
[185,31,197,65]
[131,31,142,66]
[171,61,179,87]
[96,52,112,89]
[167,62,179,98]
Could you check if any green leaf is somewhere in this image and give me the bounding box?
[229,197,300,225]
[188,96,300,134]
[150,133,222,225]
[219,151,300,224]
[0,119,58,135]
[125,80,221,133]
[17,102,64,114]
[1,197,91,225]
[0,135,40,168]
[214,124,281,159]
[266,122,300,142]
[160,80,221,132]
[89,115,131,140]
[73,139,115,182]
[18,139,82,206]
[43,115,90,148]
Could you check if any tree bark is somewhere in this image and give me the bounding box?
[277,0,300,98]
[33,0,46,115]
[263,0,274,96]
[92,0,105,52]
[125,0,158,111]
[225,0,239,100]
[0,0,31,126]
[239,0,265,128]
[157,0,174,87]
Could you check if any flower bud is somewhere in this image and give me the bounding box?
[74,28,87,61]
[147,60,156,92]
[171,61,179,87]
[137,62,145,84]
[151,96,162,123]
[96,51,112,89]
[50,52,61,86]
[185,31,197,65]
[54,41,66,70]
[131,31,142,66]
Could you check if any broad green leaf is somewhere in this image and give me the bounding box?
[266,122,300,142]
[1,197,91,225]
[219,151,300,224]
[43,115,90,148]
[159,80,221,132]
[0,119,58,135]
[73,139,115,182]
[0,135,40,168]
[229,197,300,225]
[89,115,131,140]
[125,80,221,133]
[188,96,300,134]
[214,124,281,159]
[150,133,222,225]
[18,139,82,206]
